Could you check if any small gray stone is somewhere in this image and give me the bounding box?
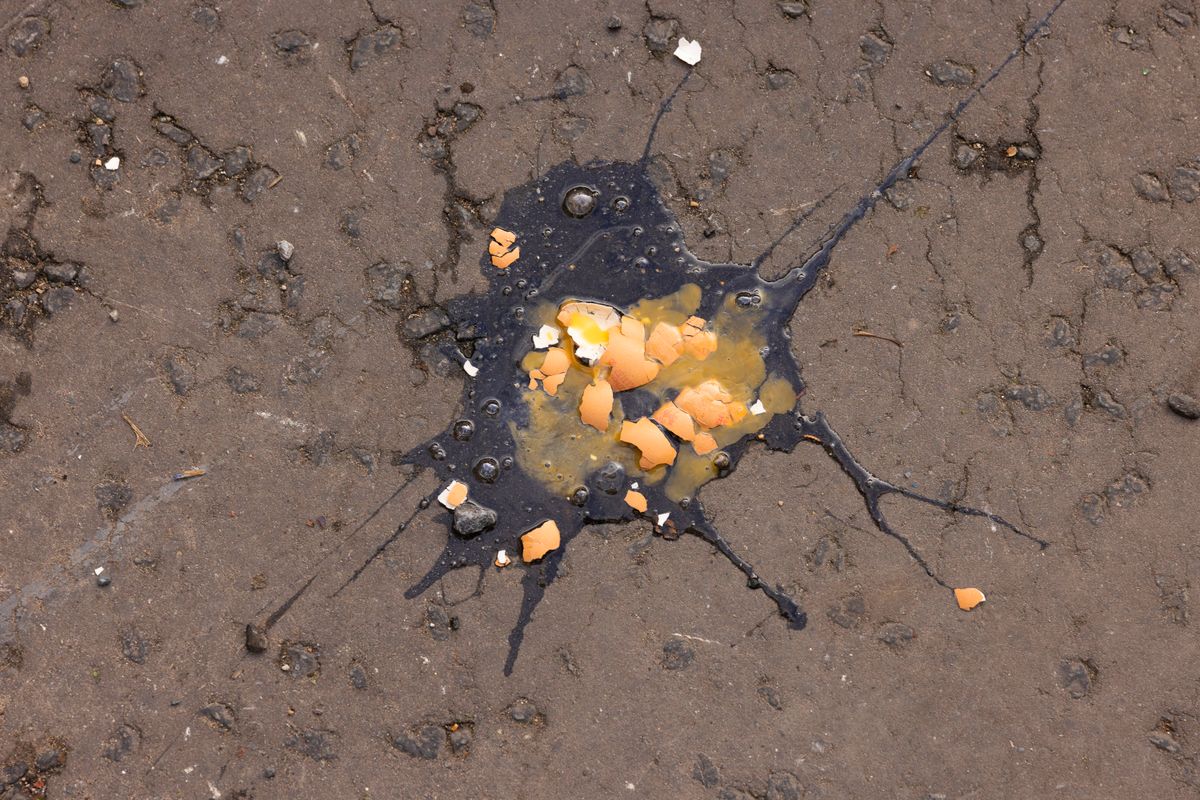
[186,145,223,180]
[757,685,783,710]
[878,622,915,648]
[273,29,314,62]
[280,641,320,678]
[661,638,694,670]
[1164,251,1196,278]
[1164,7,1194,28]
[1091,389,1126,419]
[163,355,194,395]
[192,5,219,31]
[39,287,74,315]
[7,16,50,56]
[1130,247,1161,278]
[100,59,142,102]
[101,725,139,762]
[226,366,261,394]
[552,65,589,99]
[463,3,495,38]
[507,698,539,723]
[860,32,892,65]
[1169,165,1200,202]
[22,106,45,131]
[448,724,472,754]
[1058,658,1093,698]
[766,770,804,800]
[452,500,497,537]
[241,166,279,202]
[402,307,450,339]
[1149,731,1181,753]
[349,25,402,71]
[766,69,796,90]
[1133,172,1170,202]
[120,627,148,664]
[245,623,268,653]
[955,143,981,169]
[366,262,414,309]
[1105,472,1148,508]
[778,2,809,18]
[1167,392,1200,419]
[327,133,361,170]
[643,16,679,54]
[349,664,368,690]
[10,270,37,289]
[693,754,720,787]
[1080,493,1105,525]
[223,146,251,176]
[393,724,442,760]
[200,703,235,731]
[827,595,866,628]
[285,728,337,761]
[927,59,974,86]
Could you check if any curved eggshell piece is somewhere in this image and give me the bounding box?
[521,520,562,563]
[954,587,986,611]
[619,417,677,469]
[579,379,614,432]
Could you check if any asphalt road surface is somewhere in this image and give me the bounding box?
[2,1,1200,797]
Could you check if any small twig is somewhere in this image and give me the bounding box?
[852,330,903,348]
[172,468,207,481]
[121,414,151,448]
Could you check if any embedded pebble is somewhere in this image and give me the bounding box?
[200,703,235,731]
[8,16,50,55]
[927,59,975,86]
[1132,172,1169,202]
[349,25,402,71]
[1167,392,1200,419]
[643,16,679,54]
[661,638,694,670]
[100,59,143,102]
[392,725,442,760]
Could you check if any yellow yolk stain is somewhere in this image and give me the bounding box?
[514,284,794,502]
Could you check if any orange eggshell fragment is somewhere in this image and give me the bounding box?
[579,379,614,432]
[521,520,561,562]
[556,301,621,331]
[646,322,684,366]
[600,329,660,391]
[652,401,696,441]
[619,315,645,340]
[490,227,517,249]
[437,480,469,510]
[680,316,718,360]
[692,432,718,455]
[491,246,520,269]
[675,380,734,429]
[540,347,569,375]
[624,489,648,513]
[954,587,986,611]
[619,418,677,469]
[529,347,570,395]
[542,372,566,396]
[488,239,508,257]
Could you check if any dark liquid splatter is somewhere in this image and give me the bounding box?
[267,0,1067,675]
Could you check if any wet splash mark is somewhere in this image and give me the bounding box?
[269,1,1066,675]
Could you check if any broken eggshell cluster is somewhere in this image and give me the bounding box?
[397,160,824,666]
[398,157,991,675]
